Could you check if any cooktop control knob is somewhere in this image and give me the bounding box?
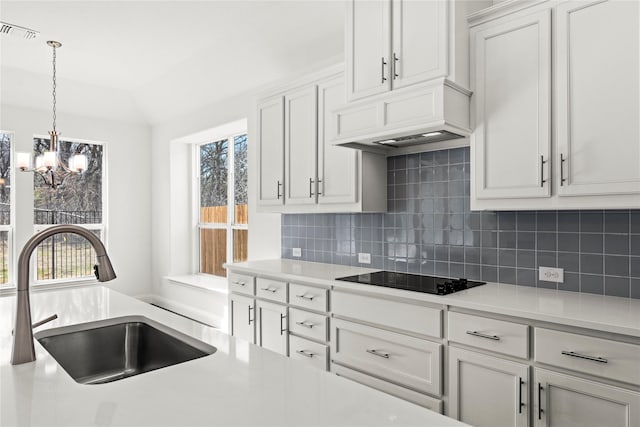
[444,281,454,294]
[436,282,446,295]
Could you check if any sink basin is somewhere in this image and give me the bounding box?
[35,316,217,384]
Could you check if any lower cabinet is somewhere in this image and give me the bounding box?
[289,335,328,371]
[448,346,529,427]
[229,293,255,344]
[255,299,288,356]
[534,368,640,427]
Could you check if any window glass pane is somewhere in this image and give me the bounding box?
[36,230,101,281]
[200,228,226,277]
[200,139,228,224]
[0,230,8,284]
[33,138,103,225]
[0,133,11,226]
[233,229,248,263]
[234,134,248,225]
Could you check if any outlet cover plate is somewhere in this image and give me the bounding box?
[539,266,564,283]
[358,253,371,264]
[292,248,302,257]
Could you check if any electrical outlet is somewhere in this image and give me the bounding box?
[292,248,302,257]
[358,253,371,264]
[539,266,564,283]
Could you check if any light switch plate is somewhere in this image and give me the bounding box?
[539,266,564,283]
[292,248,302,257]
[358,253,371,264]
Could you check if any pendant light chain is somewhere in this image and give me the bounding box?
[52,43,57,133]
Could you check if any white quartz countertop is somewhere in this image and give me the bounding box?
[226,259,640,338]
[0,286,469,427]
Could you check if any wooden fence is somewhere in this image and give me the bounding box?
[200,205,248,276]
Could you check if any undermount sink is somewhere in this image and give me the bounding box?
[35,316,217,384]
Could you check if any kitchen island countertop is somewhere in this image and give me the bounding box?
[0,285,468,427]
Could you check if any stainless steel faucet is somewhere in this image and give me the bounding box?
[11,225,116,365]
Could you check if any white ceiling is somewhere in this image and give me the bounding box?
[0,0,345,124]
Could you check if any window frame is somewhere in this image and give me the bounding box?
[191,123,248,277]
[31,134,108,285]
[0,131,16,286]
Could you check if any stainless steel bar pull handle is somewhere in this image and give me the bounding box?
[393,52,399,79]
[560,154,567,186]
[261,287,277,293]
[296,350,314,358]
[296,294,315,301]
[366,349,390,359]
[280,314,287,335]
[381,57,387,84]
[317,179,323,196]
[232,281,245,287]
[540,155,547,187]
[248,306,254,325]
[295,321,315,329]
[538,383,544,420]
[561,350,608,364]
[276,180,283,199]
[518,377,525,414]
[466,330,500,341]
[309,177,315,198]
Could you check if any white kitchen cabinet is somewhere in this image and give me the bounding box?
[255,299,288,356]
[471,8,551,200]
[470,0,640,210]
[534,368,640,427]
[449,346,529,427]
[229,293,255,344]
[284,86,318,206]
[555,0,640,198]
[257,97,285,207]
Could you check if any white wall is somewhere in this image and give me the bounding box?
[0,104,152,297]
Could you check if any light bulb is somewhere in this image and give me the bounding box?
[16,152,31,170]
[43,151,56,169]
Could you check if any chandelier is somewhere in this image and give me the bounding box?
[16,40,87,189]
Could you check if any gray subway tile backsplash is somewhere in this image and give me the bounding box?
[281,147,640,299]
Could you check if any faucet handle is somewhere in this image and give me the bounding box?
[93,264,99,280]
[12,314,58,336]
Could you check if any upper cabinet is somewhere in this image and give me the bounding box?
[256,66,387,213]
[470,0,640,210]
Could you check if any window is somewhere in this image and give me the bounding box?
[33,136,106,282]
[0,132,13,285]
[196,133,248,277]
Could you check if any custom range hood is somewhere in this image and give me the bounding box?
[331,78,472,154]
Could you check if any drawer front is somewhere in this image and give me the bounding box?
[331,318,442,396]
[256,277,287,303]
[448,311,529,359]
[289,308,328,342]
[289,335,328,371]
[289,283,329,312]
[331,290,442,338]
[332,364,443,412]
[228,272,255,295]
[535,328,640,386]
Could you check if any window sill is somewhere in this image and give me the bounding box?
[0,278,97,296]
[165,274,228,295]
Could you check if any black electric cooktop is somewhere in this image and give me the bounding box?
[335,271,485,295]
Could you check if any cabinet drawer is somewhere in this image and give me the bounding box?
[332,364,443,412]
[289,283,328,312]
[228,272,255,295]
[331,290,442,338]
[289,308,328,342]
[331,318,442,396]
[448,311,529,359]
[256,277,287,303]
[289,335,328,371]
[535,328,640,386]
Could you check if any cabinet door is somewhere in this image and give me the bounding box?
[257,97,285,206]
[317,76,358,205]
[391,0,447,89]
[534,368,640,427]
[556,0,640,198]
[284,86,318,206]
[230,294,255,344]
[449,347,529,427]
[346,0,392,101]
[256,300,288,356]
[472,9,551,200]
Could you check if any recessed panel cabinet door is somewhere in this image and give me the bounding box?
[556,0,640,198]
[534,368,640,427]
[257,97,284,206]
[472,9,551,199]
[256,300,288,356]
[449,347,529,427]
[346,0,392,101]
[230,294,255,344]
[318,76,358,205]
[284,86,318,206]
[391,0,447,90]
